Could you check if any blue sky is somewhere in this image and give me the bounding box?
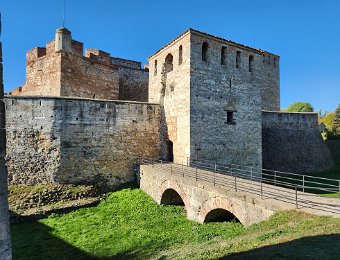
[0,0,339,112]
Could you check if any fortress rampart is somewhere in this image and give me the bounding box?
[5,96,162,187]
[262,111,334,173]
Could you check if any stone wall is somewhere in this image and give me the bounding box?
[5,96,162,187]
[117,61,149,102]
[262,111,334,173]
[148,31,191,164]
[10,48,62,96]
[60,51,119,100]
[148,29,279,167]
[189,32,263,168]
[139,164,276,226]
[8,28,149,102]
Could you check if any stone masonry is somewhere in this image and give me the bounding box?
[148,29,280,168]
[262,111,334,173]
[5,96,161,187]
[5,27,334,187]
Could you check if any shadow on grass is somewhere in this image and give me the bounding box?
[11,182,142,260]
[11,219,97,260]
[222,234,340,259]
[11,214,144,260]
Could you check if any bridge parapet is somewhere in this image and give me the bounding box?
[139,160,340,226]
[139,162,282,226]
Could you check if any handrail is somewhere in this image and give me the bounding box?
[188,157,340,197]
[139,158,340,214]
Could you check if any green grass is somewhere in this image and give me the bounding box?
[11,188,340,259]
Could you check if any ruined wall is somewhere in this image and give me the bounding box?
[262,111,334,173]
[148,32,191,164]
[5,96,162,187]
[189,32,263,168]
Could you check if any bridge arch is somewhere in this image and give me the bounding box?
[161,189,185,206]
[198,196,245,225]
[159,180,189,211]
[204,208,240,223]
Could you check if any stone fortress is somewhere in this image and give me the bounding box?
[5,27,334,187]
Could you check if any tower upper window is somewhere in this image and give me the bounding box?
[179,45,183,65]
[236,51,241,68]
[165,54,173,73]
[202,42,208,61]
[249,55,254,72]
[154,60,158,76]
[221,46,227,65]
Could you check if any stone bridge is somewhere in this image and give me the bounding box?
[139,162,340,226]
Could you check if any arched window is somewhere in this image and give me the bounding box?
[221,46,227,65]
[202,42,208,61]
[154,60,158,76]
[249,55,254,72]
[165,53,173,73]
[178,45,183,65]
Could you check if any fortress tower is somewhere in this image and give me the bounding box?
[4,27,334,187]
[148,29,280,168]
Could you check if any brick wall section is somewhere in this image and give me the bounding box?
[111,57,141,70]
[118,67,149,102]
[262,111,334,173]
[9,29,148,102]
[11,48,62,96]
[190,32,263,168]
[5,96,162,187]
[60,52,119,99]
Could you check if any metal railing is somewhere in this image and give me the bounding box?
[140,158,340,214]
[187,158,340,197]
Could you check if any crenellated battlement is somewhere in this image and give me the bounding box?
[85,49,111,66]
[9,27,149,102]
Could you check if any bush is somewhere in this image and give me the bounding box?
[286,102,314,112]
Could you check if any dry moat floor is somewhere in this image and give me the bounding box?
[10,141,340,259]
[11,187,340,260]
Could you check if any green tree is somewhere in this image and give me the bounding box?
[334,104,340,136]
[286,102,314,112]
[319,105,340,139]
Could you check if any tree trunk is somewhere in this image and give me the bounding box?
[0,13,12,260]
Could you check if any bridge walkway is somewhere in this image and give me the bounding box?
[141,160,340,218]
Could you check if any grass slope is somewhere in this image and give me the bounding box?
[11,188,340,259]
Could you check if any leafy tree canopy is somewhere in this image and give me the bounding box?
[286,102,314,112]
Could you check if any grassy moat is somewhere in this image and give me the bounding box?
[10,141,340,259]
[11,187,340,260]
